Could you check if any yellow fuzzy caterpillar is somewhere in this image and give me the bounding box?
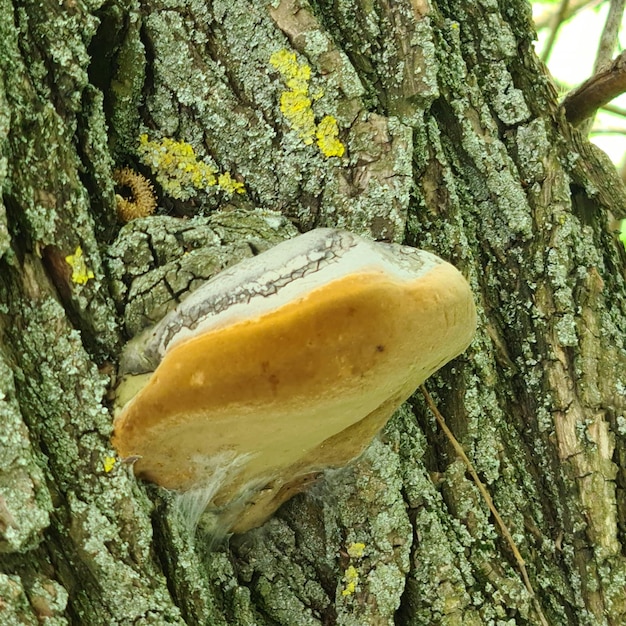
[113,167,157,222]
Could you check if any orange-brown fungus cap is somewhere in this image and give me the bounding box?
[112,229,476,533]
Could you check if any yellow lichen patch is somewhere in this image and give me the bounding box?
[279,90,316,145]
[137,135,245,200]
[103,456,116,473]
[341,565,359,596]
[113,167,157,222]
[270,49,316,145]
[65,246,94,285]
[316,115,345,158]
[347,542,366,559]
[269,49,311,92]
[341,542,365,597]
[217,172,246,196]
[270,49,345,158]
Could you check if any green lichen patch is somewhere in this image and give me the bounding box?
[0,276,181,622]
[227,408,413,625]
[0,351,52,554]
[106,209,298,337]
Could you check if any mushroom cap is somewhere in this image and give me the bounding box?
[112,229,476,533]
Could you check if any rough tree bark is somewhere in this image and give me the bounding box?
[1,0,625,625]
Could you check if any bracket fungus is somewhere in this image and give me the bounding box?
[112,229,476,533]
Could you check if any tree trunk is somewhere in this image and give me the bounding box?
[1,0,625,624]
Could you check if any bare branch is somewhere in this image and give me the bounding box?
[576,0,626,133]
[562,51,626,125]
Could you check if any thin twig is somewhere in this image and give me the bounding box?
[599,102,626,118]
[590,126,626,135]
[541,0,571,64]
[594,0,625,73]
[534,0,603,30]
[419,385,550,626]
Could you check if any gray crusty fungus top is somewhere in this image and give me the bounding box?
[119,228,443,377]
